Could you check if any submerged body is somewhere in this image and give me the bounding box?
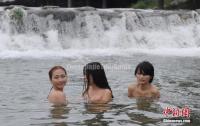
[84,83,112,104]
[128,83,159,98]
[48,88,67,105]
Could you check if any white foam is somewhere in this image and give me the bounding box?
[1,47,200,59]
[0,8,200,59]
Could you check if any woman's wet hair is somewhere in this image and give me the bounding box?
[135,61,154,83]
[83,62,113,98]
[49,66,67,80]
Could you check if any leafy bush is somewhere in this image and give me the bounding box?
[9,7,25,22]
[131,0,157,9]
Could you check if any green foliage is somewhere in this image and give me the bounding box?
[165,0,193,9]
[130,0,194,10]
[164,0,173,7]
[9,7,24,22]
[131,0,157,9]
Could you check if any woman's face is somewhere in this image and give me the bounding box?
[51,69,67,90]
[136,70,151,85]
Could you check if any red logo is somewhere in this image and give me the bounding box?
[163,106,190,118]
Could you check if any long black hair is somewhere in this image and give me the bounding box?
[82,62,113,98]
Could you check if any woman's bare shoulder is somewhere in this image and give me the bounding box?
[49,90,65,97]
[128,83,137,90]
[151,84,160,97]
[151,84,159,91]
[101,89,112,103]
[128,83,137,97]
[48,90,67,105]
[104,89,112,97]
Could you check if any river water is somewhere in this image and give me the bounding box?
[0,54,199,126]
[0,6,200,126]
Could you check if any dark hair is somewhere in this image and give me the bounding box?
[83,62,113,98]
[135,61,154,83]
[49,66,67,80]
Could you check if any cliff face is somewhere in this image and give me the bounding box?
[0,0,137,8]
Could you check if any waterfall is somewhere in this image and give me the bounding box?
[0,6,200,58]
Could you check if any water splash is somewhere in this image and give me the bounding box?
[0,6,200,58]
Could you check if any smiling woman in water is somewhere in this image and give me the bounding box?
[47,66,68,105]
[128,61,160,98]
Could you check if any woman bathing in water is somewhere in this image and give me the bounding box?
[82,62,113,104]
[128,61,160,98]
[48,66,68,105]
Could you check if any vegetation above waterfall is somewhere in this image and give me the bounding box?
[9,7,25,22]
[0,0,199,9]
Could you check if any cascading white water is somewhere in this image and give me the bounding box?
[0,6,200,58]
